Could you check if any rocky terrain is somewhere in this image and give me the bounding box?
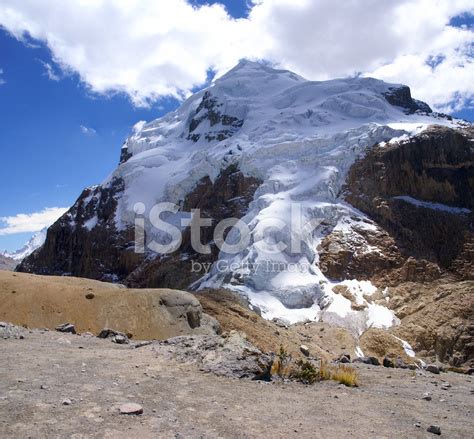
[1,324,473,438]
[1,272,473,437]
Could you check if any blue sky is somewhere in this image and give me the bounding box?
[0,31,179,250]
[0,1,472,251]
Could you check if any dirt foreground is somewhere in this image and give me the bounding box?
[1,329,473,439]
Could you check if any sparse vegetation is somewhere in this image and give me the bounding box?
[329,364,359,387]
[292,360,319,384]
[272,345,293,378]
[272,348,360,387]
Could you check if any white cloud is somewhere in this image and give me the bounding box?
[0,68,5,85]
[40,60,60,81]
[80,124,96,135]
[0,0,472,111]
[0,207,68,236]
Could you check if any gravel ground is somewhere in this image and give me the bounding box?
[1,330,473,438]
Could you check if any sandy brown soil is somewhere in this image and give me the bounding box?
[0,271,215,340]
[1,330,473,438]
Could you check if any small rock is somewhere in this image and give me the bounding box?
[119,403,143,415]
[426,364,440,375]
[133,341,153,349]
[98,328,129,344]
[414,422,421,428]
[85,293,95,300]
[422,393,432,401]
[383,357,394,368]
[395,357,408,369]
[62,399,72,406]
[299,345,310,357]
[113,334,129,345]
[337,354,351,364]
[353,356,380,366]
[427,425,441,435]
[55,323,76,334]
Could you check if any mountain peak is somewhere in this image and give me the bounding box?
[3,227,47,261]
[217,59,304,83]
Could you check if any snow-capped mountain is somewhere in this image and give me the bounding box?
[18,61,473,359]
[3,227,47,261]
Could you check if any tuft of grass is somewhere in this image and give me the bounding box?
[330,364,359,387]
[270,349,359,387]
[272,345,293,378]
[319,361,332,381]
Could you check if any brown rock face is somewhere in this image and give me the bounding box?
[321,125,473,280]
[18,165,261,290]
[320,124,474,366]
[18,177,142,281]
[126,164,261,289]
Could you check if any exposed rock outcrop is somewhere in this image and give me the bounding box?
[18,166,261,290]
[382,85,432,114]
[321,125,473,283]
[187,91,245,142]
[320,125,474,366]
[155,331,273,380]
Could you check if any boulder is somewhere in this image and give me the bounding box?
[156,331,273,380]
[98,328,129,344]
[300,345,310,357]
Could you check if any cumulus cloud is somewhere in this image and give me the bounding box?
[0,0,472,111]
[0,207,68,236]
[80,125,96,135]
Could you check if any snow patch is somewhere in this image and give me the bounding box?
[393,195,470,214]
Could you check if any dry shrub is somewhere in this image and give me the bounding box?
[272,347,359,387]
[272,345,293,378]
[330,364,359,387]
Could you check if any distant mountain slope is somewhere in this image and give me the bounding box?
[3,228,47,261]
[0,254,17,271]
